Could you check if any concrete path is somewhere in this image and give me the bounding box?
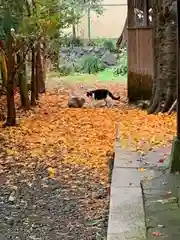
[107,135,180,239]
[107,135,146,240]
[141,147,180,239]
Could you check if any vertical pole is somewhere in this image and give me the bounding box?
[127,0,134,27]
[143,0,149,26]
[87,7,91,41]
[177,0,180,139]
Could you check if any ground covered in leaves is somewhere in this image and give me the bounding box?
[0,78,177,239]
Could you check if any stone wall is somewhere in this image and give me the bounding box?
[59,46,117,68]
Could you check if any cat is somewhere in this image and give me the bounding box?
[86,89,120,106]
[68,96,85,108]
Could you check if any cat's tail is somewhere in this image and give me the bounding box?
[108,91,120,100]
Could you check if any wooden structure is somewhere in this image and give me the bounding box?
[127,0,153,102]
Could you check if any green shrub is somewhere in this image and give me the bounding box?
[80,54,106,74]
[103,39,116,52]
[113,47,127,76]
[58,53,106,76]
[58,62,75,76]
[62,36,84,47]
[86,40,96,46]
[87,38,117,52]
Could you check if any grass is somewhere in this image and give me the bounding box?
[47,68,127,84]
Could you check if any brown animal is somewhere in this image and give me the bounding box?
[68,97,85,108]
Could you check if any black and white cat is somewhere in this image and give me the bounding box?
[86,89,120,106]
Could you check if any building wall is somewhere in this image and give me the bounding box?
[64,0,127,39]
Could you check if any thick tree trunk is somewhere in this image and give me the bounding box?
[17,52,30,110]
[31,47,36,106]
[148,0,176,114]
[162,23,176,112]
[148,7,165,113]
[5,34,16,126]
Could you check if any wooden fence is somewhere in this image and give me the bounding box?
[128,27,154,101]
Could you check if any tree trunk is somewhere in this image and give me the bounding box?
[42,41,47,82]
[72,24,76,40]
[31,47,36,106]
[1,54,7,87]
[116,16,128,49]
[148,0,176,114]
[35,42,45,100]
[148,8,165,113]
[17,52,30,110]
[161,23,176,112]
[5,34,16,126]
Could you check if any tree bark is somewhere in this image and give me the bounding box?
[5,34,16,126]
[148,0,176,114]
[1,54,7,87]
[162,23,176,112]
[17,51,30,110]
[31,47,36,106]
[116,17,128,49]
[72,24,76,40]
[35,41,45,100]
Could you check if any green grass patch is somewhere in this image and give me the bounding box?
[47,68,127,84]
[97,68,127,83]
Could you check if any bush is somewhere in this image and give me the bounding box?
[80,54,106,74]
[103,39,116,52]
[87,38,117,52]
[61,36,84,47]
[58,62,75,76]
[113,47,127,76]
[58,54,106,76]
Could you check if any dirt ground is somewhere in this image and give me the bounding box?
[0,74,176,239]
[0,77,126,240]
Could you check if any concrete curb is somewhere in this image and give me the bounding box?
[107,131,146,240]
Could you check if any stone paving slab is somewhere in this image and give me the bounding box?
[111,168,141,187]
[143,188,179,202]
[142,173,180,190]
[145,201,178,212]
[108,187,146,238]
[107,139,146,240]
[107,233,126,240]
[114,147,140,168]
[107,139,178,240]
[139,169,163,182]
[140,145,180,240]
[146,207,180,239]
[140,146,171,169]
[109,187,143,213]
[108,234,146,240]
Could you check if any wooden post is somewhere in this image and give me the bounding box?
[143,0,149,26]
[128,0,134,27]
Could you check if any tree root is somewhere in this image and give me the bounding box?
[2,121,17,128]
[168,99,177,114]
[147,89,159,114]
[162,89,174,113]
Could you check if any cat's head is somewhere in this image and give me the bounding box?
[86,91,92,97]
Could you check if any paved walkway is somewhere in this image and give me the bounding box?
[107,136,180,239]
